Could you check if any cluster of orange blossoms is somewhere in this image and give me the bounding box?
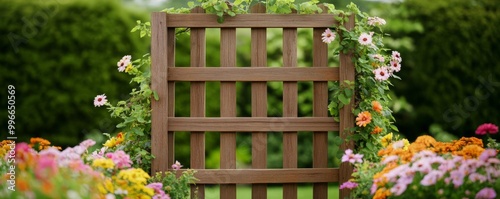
[356,101,385,135]
[28,137,61,151]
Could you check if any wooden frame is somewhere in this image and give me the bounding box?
[151,4,355,199]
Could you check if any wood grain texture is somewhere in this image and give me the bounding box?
[189,7,206,199]
[168,117,339,132]
[176,168,339,184]
[250,3,268,199]
[165,13,338,28]
[167,27,176,168]
[220,27,237,199]
[151,12,169,174]
[167,67,339,81]
[339,14,356,199]
[283,25,298,199]
[312,21,329,199]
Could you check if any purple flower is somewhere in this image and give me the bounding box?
[341,149,363,164]
[475,188,496,199]
[475,123,498,135]
[172,160,183,170]
[339,181,358,190]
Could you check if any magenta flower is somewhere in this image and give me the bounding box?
[475,187,496,199]
[339,181,358,190]
[341,149,363,164]
[105,150,132,169]
[475,123,498,135]
[172,160,183,170]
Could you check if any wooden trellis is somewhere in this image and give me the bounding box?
[151,4,355,199]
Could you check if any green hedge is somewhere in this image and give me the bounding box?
[390,0,500,139]
[0,0,149,146]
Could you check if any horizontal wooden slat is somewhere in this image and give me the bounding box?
[176,168,338,184]
[168,67,339,81]
[168,117,338,132]
[165,13,338,28]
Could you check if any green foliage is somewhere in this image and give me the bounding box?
[387,0,500,139]
[150,170,197,199]
[0,0,149,147]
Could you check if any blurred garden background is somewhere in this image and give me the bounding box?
[1,0,499,173]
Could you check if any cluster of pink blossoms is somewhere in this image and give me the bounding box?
[373,51,402,82]
[374,149,499,198]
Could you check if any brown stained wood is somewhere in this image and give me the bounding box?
[250,3,267,199]
[168,117,338,132]
[189,7,206,199]
[176,168,339,184]
[283,26,298,199]
[167,27,176,167]
[220,27,237,199]
[151,12,169,174]
[339,14,356,199]
[167,67,339,81]
[165,13,338,28]
[312,25,329,199]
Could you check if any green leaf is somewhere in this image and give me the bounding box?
[187,1,195,8]
[338,93,350,105]
[153,91,159,100]
[344,88,352,98]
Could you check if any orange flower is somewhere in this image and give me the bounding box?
[372,101,383,113]
[371,126,383,134]
[355,111,372,127]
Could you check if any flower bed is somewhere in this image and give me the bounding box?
[0,137,195,199]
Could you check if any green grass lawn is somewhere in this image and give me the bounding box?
[203,184,339,199]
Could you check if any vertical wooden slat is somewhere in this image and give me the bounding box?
[151,12,169,174]
[250,3,268,199]
[167,27,176,168]
[220,27,237,199]
[282,24,298,199]
[190,7,206,199]
[312,20,329,199]
[339,14,356,199]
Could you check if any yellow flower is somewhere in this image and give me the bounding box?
[125,64,133,73]
[402,139,410,151]
[380,133,393,147]
[97,178,114,194]
[92,158,115,169]
[372,101,383,113]
[104,132,125,148]
[355,111,372,127]
[116,168,154,197]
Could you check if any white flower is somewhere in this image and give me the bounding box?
[389,60,401,72]
[117,55,132,72]
[321,28,336,44]
[373,67,390,81]
[358,32,372,46]
[93,94,108,107]
[392,51,402,62]
[367,16,386,26]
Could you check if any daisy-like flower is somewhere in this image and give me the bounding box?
[94,94,107,107]
[355,111,372,127]
[389,60,401,73]
[372,101,383,113]
[172,160,183,170]
[358,32,372,46]
[373,67,390,81]
[339,181,358,190]
[117,55,132,72]
[392,51,402,62]
[371,54,385,63]
[475,123,499,135]
[367,16,387,26]
[321,28,336,44]
[341,149,363,164]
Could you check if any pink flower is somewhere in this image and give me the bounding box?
[172,160,183,170]
[479,149,498,161]
[469,173,487,183]
[321,28,336,44]
[475,187,496,199]
[392,51,402,62]
[389,60,401,73]
[35,155,58,180]
[341,149,363,164]
[339,181,358,190]
[358,32,372,45]
[371,54,385,63]
[367,16,386,26]
[94,94,108,107]
[147,182,170,199]
[420,170,444,186]
[105,150,132,169]
[382,155,399,165]
[373,67,390,81]
[79,139,96,149]
[475,123,499,135]
[390,182,408,196]
[370,183,378,194]
[117,55,132,72]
